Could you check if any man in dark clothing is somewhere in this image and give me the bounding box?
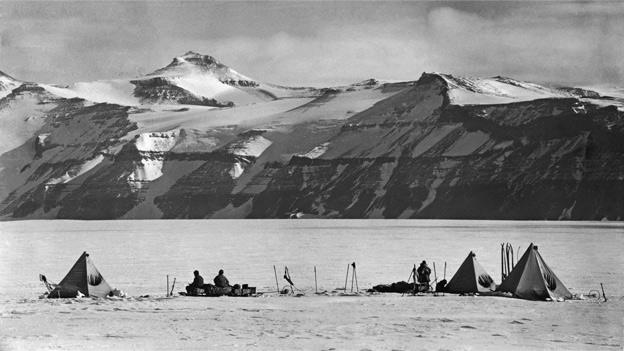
[417,261,431,285]
[186,270,204,295]
[214,269,230,288]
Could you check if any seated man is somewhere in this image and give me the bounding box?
[416,260,431,290]
[186,270,204,295]
[214,269,230,288]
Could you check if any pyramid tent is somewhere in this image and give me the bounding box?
[48,252,113,298]
[445,251,496,293]
[498,243,572,301]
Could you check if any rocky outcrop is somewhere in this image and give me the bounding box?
[131,77,234,107]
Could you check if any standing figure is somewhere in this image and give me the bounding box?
[417,261,431,288]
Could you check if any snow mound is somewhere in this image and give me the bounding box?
[127,131,179,188]
[437,74,571,105]
[299,142,330,159]
[229,162,245,179]
[135,130,178,152]
[227,135,272,157]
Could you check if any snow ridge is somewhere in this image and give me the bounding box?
[436,73,571,105]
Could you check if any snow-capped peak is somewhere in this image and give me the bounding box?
[176,51,220,66]
[0,70,21,99]
[0,70,18,82]
[147,51,254,83]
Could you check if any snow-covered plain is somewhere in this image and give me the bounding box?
[0,220,622,350]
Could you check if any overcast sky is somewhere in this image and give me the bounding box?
[1,1,622,87]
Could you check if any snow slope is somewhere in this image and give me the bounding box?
[46,154,105,185]
[273,85,396,124]
[577,85,624,112]
[227,135,272,157]
[438,74,571,105]
[127,98,312,137]
[40,80,140,106]
[0,71,21,99]
[0,93,55,155]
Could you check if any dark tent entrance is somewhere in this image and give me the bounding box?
[48,252,113,298]
[445,251,496,294]
[498,243,572,301]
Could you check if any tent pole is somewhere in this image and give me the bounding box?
[351,263,355,292]
[600,283,608,302]
[500,243,504,281]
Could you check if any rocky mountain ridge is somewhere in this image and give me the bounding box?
[1,53,623,220]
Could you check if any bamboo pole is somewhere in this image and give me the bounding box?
[314,266,318,293]
[601,283,607,302]
[273,265,280,293]
[170,278,176,296]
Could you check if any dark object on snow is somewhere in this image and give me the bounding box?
[371,281,414,293]
[182,283,256,297]
[435,279,448,292]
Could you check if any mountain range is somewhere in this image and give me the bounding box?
[1,51,623,220]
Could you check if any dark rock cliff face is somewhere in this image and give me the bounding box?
[0,99,137,219]
[1,74,623,220]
